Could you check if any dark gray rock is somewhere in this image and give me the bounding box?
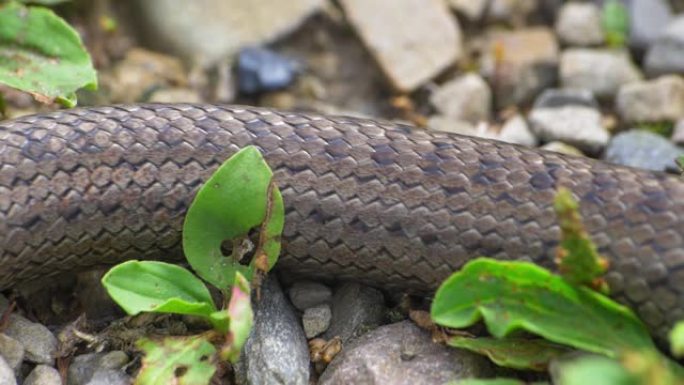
[324,283,387,343]
[24,365,60,385]
[319,321,494,385]
[0,357,15,385]
[302,304,332,338]
[67,351,129,385]
[645,16,684,76]
[237,47,299,94]
[604,130,684,172]
[86,370,131,385]
[287,281,332,311]
[533,88,598,109]
[628,0,672,52]
[4,314,56,365]
[236,276,309,385]
[0,334,23,371]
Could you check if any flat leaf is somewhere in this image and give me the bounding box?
[448,336,570,371]
[0,2,97,106]
[431,258,655,358]
[102,260,217,318]
[554,188,608,292]
[601,0,629,48]
[556,355,637,385]
[183,146,284,290]
[220,272,253,362]
[136,335,217,385]
[671,322,684,358]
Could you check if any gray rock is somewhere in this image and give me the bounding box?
[25,365,60,385]
[616,76,684,123]
[3,314,56,365]
[644,15,684,76]
[339,0,462,92]
[447,0,488,21]
[287,281,332,311]
[236,276,309,385]
[673,119,684,144]
[0,357,15,385]
[480,27,559,107]
[560,48,642,98]
[533,88,598,109]
[529,106,609,153]
[302,304,332,338]
[427,116,477,136]
[324,283,387,343]
[555,2,604,46]
[0,334,23,372]
[604,130,684,172]
[86,370,131,385]
[237,47,300,94]
[628,0,672,52]
[487,0,538,25]
[430,73,492,124]
[319,321,494,385]
[541,141,584,156]
[131,0,324,65]
[68,351,129,385]
[498,115,537,147]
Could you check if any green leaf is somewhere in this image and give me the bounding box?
[601,0,629,48]
[554,188,608,292]
[136,335,217,385]
[448,336,571,371]
[431,258,655,358]
[220,272,253,362]
[183,146,284,290]
[556,355,637,385]
[102,260,217,318]
[677,156,684,174]
[670,321,684,358]
[16,0,71,5]
[0,2,97,107]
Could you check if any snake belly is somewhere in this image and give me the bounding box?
[0,103,682,340]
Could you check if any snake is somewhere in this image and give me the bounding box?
[0,103,682,341]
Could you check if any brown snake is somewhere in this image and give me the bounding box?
[0,103,682,340]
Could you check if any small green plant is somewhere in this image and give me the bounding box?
[0,0,97,107]
[102,146,284,385]
[432,188,684,384]
[602,0,629,48]
[636,122,675,138]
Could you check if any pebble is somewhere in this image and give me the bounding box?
[84,370,131,385]
[604,130,684,172]
[130,0,324,65]
[237,47,300,94]
[67,351,129,385]
[644,15,684,76]
[616,76,684,124]
[149,87,203,103]
[486,0,538,25]
[447,0,488,21]
[3,314,57,365]
[319,321,494,385]
[628,0,672,53]
[555,2,604,46]
[560,48,642,99]
[24,365,60,385]
[540,141,584,156]
[0,357,15,385]
[498,115,537,147]
[673,119,684,144]
[480,27,559,107]
[533,88,598,109]
[302,304,332,338]
[338,0,462,92]
[288,281,332,311]
[324,283,387,344]
[235,276,309,385]
[427,116,477,136]
[0,334,23,372]
[529,106,609,153]
[430,73,492,124]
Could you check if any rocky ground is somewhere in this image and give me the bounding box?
[2,0,684,384]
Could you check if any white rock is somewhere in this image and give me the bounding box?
[529,106,609,153]
[447,0,488,21]
[339,0,462,92]
[427,116,477,136]
[555,2,604,46]
[673,119,684,145]
[24,365,60,385]
[498,115,537,147]
[0,357,15,385]
[560,48,642,98]
[541,141,584,156]
[430,73,492,124]
[616,75,684,123]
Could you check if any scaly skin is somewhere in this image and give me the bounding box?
[0,104,682,340]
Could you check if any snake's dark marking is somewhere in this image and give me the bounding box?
[0,103,682,341]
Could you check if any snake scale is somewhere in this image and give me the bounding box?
[0,103,682,340]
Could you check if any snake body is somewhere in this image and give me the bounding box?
[0,103,683,339]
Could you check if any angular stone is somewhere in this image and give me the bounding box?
[4,314,57,365]
[430,73,492,124]
[560,48,642,98]
[288,281,332,311]
[131,0,324,65]
[555,2,604,46]
[339,0,462,92]
[616,76,684,124]
[604,130,684,172]
[427,116,477,136]
[644,15,684,76]
[324,282,387,343]
[498,115,537,147]
[319,321,494,385]
[529,106,608,153]
[68,351,129,385]
[0,334,23,371]
[302,304,332,338]
[533,88,598,109]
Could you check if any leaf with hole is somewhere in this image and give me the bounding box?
[183,146,284,290]
[0,2,97,106]
[136,335,217,385]
[101,260,217,319]
[448,336,571,371]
